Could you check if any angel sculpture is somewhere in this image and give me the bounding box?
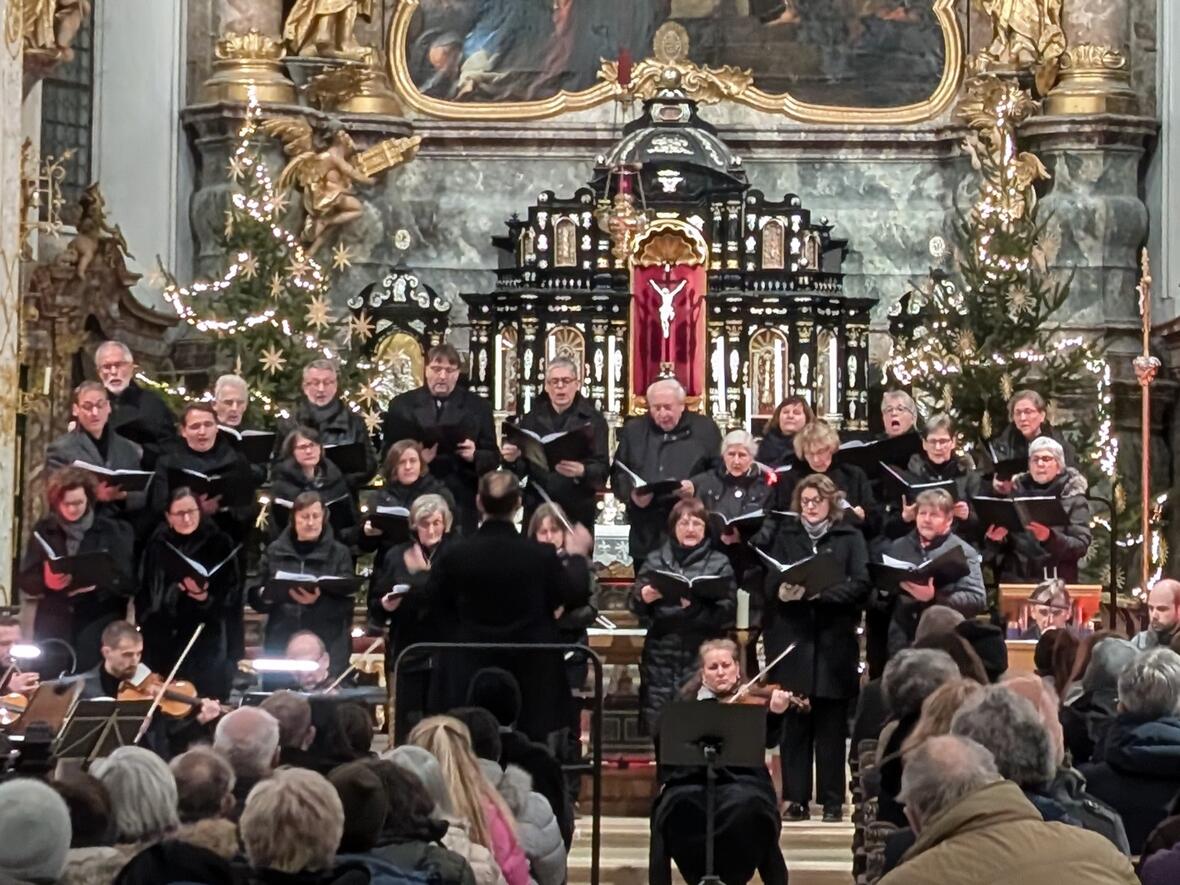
[283,0,371,59]
[974,0,1066,94]
[262,118,375,256]
[61,184,133,280]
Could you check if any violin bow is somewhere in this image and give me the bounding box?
[324,637,384,693]
[532,481,575,534]
[134,622,205,744]
[725,641,797,704]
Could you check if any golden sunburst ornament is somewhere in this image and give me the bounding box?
[1007,284,1034,318]
[260,345,287,375]
[227,156,246,181]
[268,272,285,300]
[355,382,380,406]
[362,409,383,434]
[331,243,354,271]
[346,311,375,345]
[240,254,260,280]
[305,293,333,331]
[288,255,309,279]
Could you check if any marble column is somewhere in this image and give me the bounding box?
[1045,0,1137,115]
[1063,2,1129,51]
[0,1,23,601]
[219,0,282,36]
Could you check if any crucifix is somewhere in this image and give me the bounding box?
[650,277,686,339]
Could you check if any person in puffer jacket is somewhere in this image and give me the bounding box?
[452,707,567,885]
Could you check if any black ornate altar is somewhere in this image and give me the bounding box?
[461,88,872,431]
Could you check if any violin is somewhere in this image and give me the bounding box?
[118,672,230,719]
[0,692,27,726]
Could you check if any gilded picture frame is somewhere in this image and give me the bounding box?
[387,0,965,124]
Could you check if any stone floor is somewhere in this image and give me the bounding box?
[567,814,854,884]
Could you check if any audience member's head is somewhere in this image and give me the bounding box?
[882,649,960,720]
[951,685,1056,791]
[913,631,988,684]
[1079,636,1136,697]
[913,605,966,643]
[91,746,179,843]
[1118,647,1180,719]
[954,620,1009,682]
[448,707,503,762]
[898,735,1001,833]
[241,768,344,874]
[0,779,72,882]
[260,690,316,751]
[328,761,388,854]
[1147,579,1180,640]
[214,706,280,780]
[387,744,454,817]
[171,746,237,823]
[1002,675,1066,767]
[368,760,445,843]
[467,667,523,729]
[901,679,986,755]
[337,704,373,757]
[51,773,114,848]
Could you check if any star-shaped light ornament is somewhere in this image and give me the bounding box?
[362,409,383,434]
[227,156,247,182]
[355,381,380,406]
[260,345,288,375]
[346,311,375,345]
[305,293,333,331]
[288,255,310,279]
[268,272,285,300]
[331,243,354,271]
[271,191,290,216]
[240,254,260,280]
[1007,284,1034,319]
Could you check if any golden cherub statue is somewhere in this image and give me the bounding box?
[283,0,372,59]
[972,0,1066,94]
[61,183,133,280]
[23,0,92,61]
[262,118,376,256]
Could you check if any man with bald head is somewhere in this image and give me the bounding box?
[611,377,722,563]
[94,340,176,469]
[213,706,280,818]
[1133,580,1180,651]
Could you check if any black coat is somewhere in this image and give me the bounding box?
[426,519,574,741]
[899,451,983,543]
[1060,689,1118,767]
[506,392,610,530]
[107,381,177,470]
[755,460,879,549]
[611,412,722,564]
[691,464,773,588]
[249,526,355,674]
[358,473,454,570]
[152,437,259,541]
[137,519,241,699]
[760,517,869,699]
[46,426,149,522]
[381,386,497,534]
[755,426,795,469]
[983,467,1092,583]
[500,727,575,848]
[269,457,358,546]
[368,537,449,672]
[1079,714,1180,854]
[277,397,378,491]
[980,419,1078,471]
[17,511,135,671]
[630,540,735,732]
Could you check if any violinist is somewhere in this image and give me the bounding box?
[651,638,790,885]
[138,487,241,700]
[0,617,39,696]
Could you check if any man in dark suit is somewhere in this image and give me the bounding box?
[500,356,609,532]
[611,377,721,565]
[427,471,589,742]
[95,341,177,470]
[276,359,377,492]
[381,343,498,533]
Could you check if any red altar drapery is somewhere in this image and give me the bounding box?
[630,263,707,399]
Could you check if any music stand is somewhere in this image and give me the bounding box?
[54,698,154,769]
[658,701,767,885]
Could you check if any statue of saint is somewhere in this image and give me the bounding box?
[283,0,372,59]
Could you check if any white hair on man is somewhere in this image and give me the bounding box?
[950,685,1056,790]
[898,735,1002,831]
[545,356,580,379]
[882,648,960,719]
[1118,647,1180,718]
[881,390,918,417]
[91,746,179,843]
[214,706,281,780]
[94,340,134,365]
[241,767,344,874]
[722,428,757,457]
[646,377,686,403]
[214,373,249,398]
[1028,436,1065,467]
[302,358,338,379]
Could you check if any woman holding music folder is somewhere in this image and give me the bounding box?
[138,486,241,699]
[757,473,869,822]
[368,492,454,738]
[360,439,454,572]
[630,497,736,735]
[878,488,985,656]
[270,426,359,546]
[894,413,982,542]
[755,395,814,470]
[250,489,357,675]
[979,436,1092,583]
[16,466,135,671]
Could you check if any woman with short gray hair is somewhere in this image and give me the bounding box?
[91,746,179,843]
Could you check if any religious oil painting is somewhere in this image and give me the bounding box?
[390,0,960,120]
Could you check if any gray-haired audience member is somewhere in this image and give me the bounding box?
[0,779,72,883]
[214,706,281,817]
[240,768,346,876]
[1080,647,1180,853]
[879,735,1136,885]
[91,746,179,843]
[883,649,961,721]
[170,746,237,823]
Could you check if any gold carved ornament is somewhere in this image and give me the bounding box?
[1044,43,1137,116]
[201,30,296,104]
[386,0,963,124]
[284,0,372,60]
[599,23,752,106]
[21,0,90,63]
[969,0,1065,96]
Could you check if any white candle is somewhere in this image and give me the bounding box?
[42,366,51,395]
[736,589,750,630]
[607,334,616,408]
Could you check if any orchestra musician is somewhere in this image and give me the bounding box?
[269,427,359,546]
[755,395,814,470]
[250,491,356,676]
[758,474,869,823]
[0,616,39,696]
[649,638,790,885]
[360,439,454,573]
[284,631,332,693]
[631,497,736,736]
[16,467,135,671]
[138,487,242,700]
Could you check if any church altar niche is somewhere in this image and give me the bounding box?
[461,89,872,431]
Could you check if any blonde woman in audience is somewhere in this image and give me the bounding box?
[408,716,530,885]
[900,679,986,755]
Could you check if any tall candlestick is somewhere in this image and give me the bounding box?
[1133,249,1161,593]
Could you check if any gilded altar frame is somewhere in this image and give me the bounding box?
[386,0,965,124]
